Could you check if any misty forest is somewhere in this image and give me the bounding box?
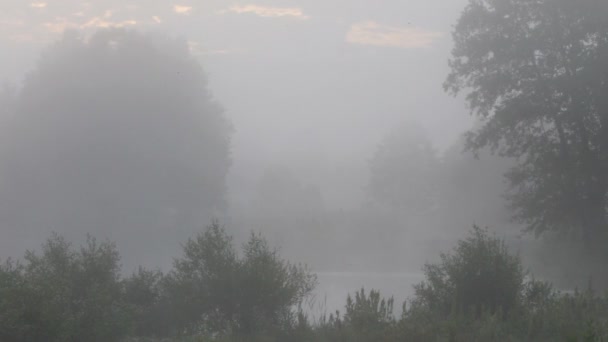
[2,0,608,341]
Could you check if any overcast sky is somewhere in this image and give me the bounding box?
[0,0,474,195]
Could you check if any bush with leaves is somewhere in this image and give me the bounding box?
[411,226,524,318]
[312,288,401,342]
[0,234,131,342]
[164,221,317,338]
[123,267,171,338]
[343,289,399,341]
[344,289,395,325]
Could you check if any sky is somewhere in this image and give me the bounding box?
[0,0,474,207]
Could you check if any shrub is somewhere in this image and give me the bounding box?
[123,267,170,338]
[411,226,524,318]
[0,234,131,342]
[164,221,317,337]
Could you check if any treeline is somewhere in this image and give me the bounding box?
[2,222,608,341]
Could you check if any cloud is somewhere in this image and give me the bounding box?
[82,17,137,29]
[346,21,443,48]
[43,18,79,33]
[225,5,309,20]
[82,10,137,29]
[186,40,242,57]
[0,19,26,27]
[30,2,47,9]
[44,11,137,33]
[174,5,192,15]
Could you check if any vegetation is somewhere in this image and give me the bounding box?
[367,121,438,215]
[412,226,524,318]
[445,0,608,252]
[0,30,232,266]
[1,223,608,341]
[0,234,130,341]
[4,0,608,341]
[315,227,608,342]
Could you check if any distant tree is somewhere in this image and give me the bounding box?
[252,166,325,220]
[0,29,232,264]
[445,0,608,250]
[367,122,439,215]
[438,134,514,236]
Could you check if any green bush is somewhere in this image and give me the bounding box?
[7,223,608,341]
[163,221,317,338]
[0,234,131,342]
[411,226,524,318]
[123,267,170,338]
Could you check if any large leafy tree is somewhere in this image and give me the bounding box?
[0,29,232,266]
[445,0,608,249]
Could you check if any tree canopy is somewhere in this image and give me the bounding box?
[445,0,608,249]
[0,29,232,265]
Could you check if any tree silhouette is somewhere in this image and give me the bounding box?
[445,0,608,250]
[0,29,232,266]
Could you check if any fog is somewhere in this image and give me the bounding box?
[1,0,605,338]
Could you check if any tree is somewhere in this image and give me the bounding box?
[445,0,608,249]
[122,267,169,338]
[0,234,131,342]
[252,166,325,220]
[0,29,232,267]
[412,226,524,318]
[164,221,317,337]
[367,121,439,215]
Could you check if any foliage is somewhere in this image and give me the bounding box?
[312,288,400,342]
[312,229,608,342]
[0,29,233,268]
[5,224,608,341]
[164,221,317,338]
[445,0,608,249]
[344,288,395,328]
[123,267,170,338]
[0,234,131,342]
[412,226,524,317]
[0,221,318,341]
